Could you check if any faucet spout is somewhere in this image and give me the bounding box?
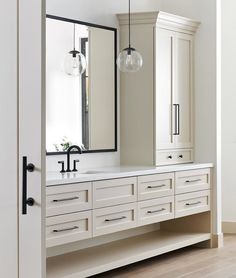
[66,145,82,172]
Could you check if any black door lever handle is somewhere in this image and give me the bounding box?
[22,157,35,215]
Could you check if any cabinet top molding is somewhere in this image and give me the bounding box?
[117,11,200,34]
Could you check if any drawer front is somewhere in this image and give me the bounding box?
[138,173,174,201]
[175,168,211,194]
[46,211,92,247]
[138,196,174,226]
[156,149,193,166]
[175,190,211,218]
[46,183,92,217]
[93,203,137,236]
[93,177,137,209]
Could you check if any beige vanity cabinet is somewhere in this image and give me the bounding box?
[118,12,200,166]
[46,165,215,278]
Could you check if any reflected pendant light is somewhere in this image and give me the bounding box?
[117,0,143,73]
[64,23,87,76]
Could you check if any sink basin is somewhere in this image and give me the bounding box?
[79,170,107,175]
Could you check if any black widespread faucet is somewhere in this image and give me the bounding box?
[66,145,82,172]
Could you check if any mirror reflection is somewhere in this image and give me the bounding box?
[46,16,117,154]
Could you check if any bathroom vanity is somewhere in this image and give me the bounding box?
[44,9,221,278]
[46,163,215,277]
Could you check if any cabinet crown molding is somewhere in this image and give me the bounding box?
[117,11,200,34]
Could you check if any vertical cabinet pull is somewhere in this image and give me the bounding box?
[22,156,35,215]
[173,104,180,135]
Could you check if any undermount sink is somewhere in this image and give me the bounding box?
[79,170,108,175]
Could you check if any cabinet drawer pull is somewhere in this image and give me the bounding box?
[105,216,127,222]
[147,208,166,214]
[185,179,201,183]
[52,196,79,203]
[185,201,201,206]
[147,184,166,189]
[53,226,79,233]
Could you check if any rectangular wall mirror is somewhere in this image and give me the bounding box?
[46,15,117,155]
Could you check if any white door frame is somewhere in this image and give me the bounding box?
[0,0,18,277]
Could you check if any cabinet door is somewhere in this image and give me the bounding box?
[173,33,193,149]
[155,29,176,150]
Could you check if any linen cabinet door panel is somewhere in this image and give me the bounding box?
[93,177,137,209]
[155,28,175,150]
[174,33,193,149]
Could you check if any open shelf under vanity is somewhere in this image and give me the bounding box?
[47,230,211,278]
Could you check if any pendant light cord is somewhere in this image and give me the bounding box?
[73,23,75,50]
[129,0,131,48]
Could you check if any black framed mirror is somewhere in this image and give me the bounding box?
[46,15,117,155]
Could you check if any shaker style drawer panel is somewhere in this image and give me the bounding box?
[46,183,92,217]
[93,177,137,209]
[93,203,137,237]
[175,190,211,218]
[138,196,174,226]
[46,211,92,248]
[175,168,211,194]
[138,173,174,201]
[156,149,193,166]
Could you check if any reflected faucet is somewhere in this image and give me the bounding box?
[66,145,82,172]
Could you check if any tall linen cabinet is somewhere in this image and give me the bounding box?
[118,12,200,166]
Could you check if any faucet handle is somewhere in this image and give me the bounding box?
[58,161,66,173]
[72,159,80,172]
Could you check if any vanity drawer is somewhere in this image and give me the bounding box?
[93,177,137,209]
[46,211,92,247]
[46,183,92,217]
[138,173,174,201]
[175,168,211,194]
[175,190,211,218]
[138,196,174,226]
[156,149,193,166]
[93,203,137,237]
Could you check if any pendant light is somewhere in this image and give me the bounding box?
[117,0,143,73]
[64,23,87,76]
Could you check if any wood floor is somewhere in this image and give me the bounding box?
[93,235,236,278]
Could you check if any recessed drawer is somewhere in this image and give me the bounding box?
[138,196,174,226]
[175,190,211,218]
[156,149,193,166]
[46,183,92,217]
[93,203,137,237]
[46,211,92,248]
[93,177,137,209]
[138,173,174,201]
[175,168,211,194]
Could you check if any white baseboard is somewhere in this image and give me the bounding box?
[222,221,236,234]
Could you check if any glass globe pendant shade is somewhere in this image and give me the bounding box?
[117,47,143,73]
[64,50,87,76]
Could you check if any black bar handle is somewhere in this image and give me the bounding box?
[22,156,35,215]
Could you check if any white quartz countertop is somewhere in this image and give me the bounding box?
[46,163,214,186]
